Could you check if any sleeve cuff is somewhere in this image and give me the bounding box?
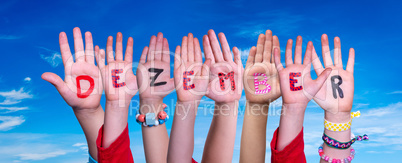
[270,127,306,163]
[96,123,132,161]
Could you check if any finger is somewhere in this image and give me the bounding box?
[84,32,94,64]
[125,37,134,62]
[346,48,355,74]
[94,45,105,69]
[181,36,188,62]
[162,38,170,63]
[313,68,333,93]
[246,46,256,68]
[194,38,202,63]
[147,35,156,62]
[188,33,195,62]
[255,34,265,63]
[218,32,233,62]
[208,29,224,62]
[106,36,114,64]
[140,46,148,64]
[303,41,313,73]
[73,27,85,62]
[334,37,343,67]
[311,43,324,75]
[115,32,124,61]
[321,34,334,67]
[201,59,212,76]
[272,35,280,63]
[273,48,283,71]
[202,35,215,63]
[155,32,163,61]
[59,32,74,67]
[294,36,303,64]
[233,46,242,67]
[285,39,294,66]
[263,30,272,63]
[41,72,66,94]
[174,46,181,70]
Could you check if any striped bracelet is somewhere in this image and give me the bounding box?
[322,133,369,149]
[324,111,360,132]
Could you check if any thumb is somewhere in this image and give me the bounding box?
[201,59,212,77]
[313,68,332,93]
[41,72,66,93]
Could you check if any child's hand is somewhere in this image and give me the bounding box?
[137,33,174,102]
[312,34,355,114]
[203,30,244,103]
[174,33,210,102]
[244,30,281,104]
[96,32,138,104]
[273,36,332,107]
[42,27,103,111]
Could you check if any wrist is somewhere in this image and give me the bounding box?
[325,111,351,123]
[245,101,270,116]
[281,103,307,116]
[140,99,164,114]
[73,105,103,115]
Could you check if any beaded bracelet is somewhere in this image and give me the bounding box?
[136,104,169,127]
[322,133,369,149]
[324,111,360,132]
[318,143,355,163]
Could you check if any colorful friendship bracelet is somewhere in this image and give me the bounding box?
[136,104,169,127]
[318,143,355,163]
[324,111,360,132]
[322,133,369,149]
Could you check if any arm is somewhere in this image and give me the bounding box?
[168,33,210,163]
[41,27,104,160]
[272,36,331,150]
[240,30,281,163]
[201,29,244,163]
[311,34,355,162]
[136,32,174,163]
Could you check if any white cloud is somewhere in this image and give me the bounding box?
[23,77,31,82]
[0,116,25,131]
[38,47,62,67]
[72,143,87,147]
[0,35,21,40]
[364,102,402,117]
[388,91,402,94]
[0,87,33,105]
[0,106,28,113]
[16,150,67,160]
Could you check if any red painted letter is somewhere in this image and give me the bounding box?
[76,75,95,98]
[112,69,126,88]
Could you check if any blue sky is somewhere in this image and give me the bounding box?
[0,0,401,162]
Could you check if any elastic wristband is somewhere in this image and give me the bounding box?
[136,104,169,127]
[318,143,355,163]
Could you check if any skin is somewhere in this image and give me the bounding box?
[201,29,244,163]
[95,32,138,148]
[239,30,281,163]
[137,32,174,163]
[273,36,332,151]
[41,27,104,160]
[311,34,355,162]
[167,33,211,163]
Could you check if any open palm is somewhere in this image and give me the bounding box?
[42,27,103,111]
[96,33,138,104]
[244,30,281,104]
[312,34,355,113]
[174,33,210,102]
[203,30,244,103]
[273,36,332,106]
[137,33,174,101]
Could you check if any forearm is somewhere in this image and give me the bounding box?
[73,105,104,160]
[167,101,198,163]
[276,103,306,151]
[102,100,130,148]
[320,111,351,163]
[141,99,169,163]
[202,101,238,163]
[239,102,269,163]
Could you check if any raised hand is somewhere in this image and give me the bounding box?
[174,33,210,102]
[203,30,244,103]
[273,36,332,106]
[312,34,355,114]
[96,32,138,105]
[42,27,103,111]
[244,30,281,104]
[137,32,174,102]
[41,27,104,160]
